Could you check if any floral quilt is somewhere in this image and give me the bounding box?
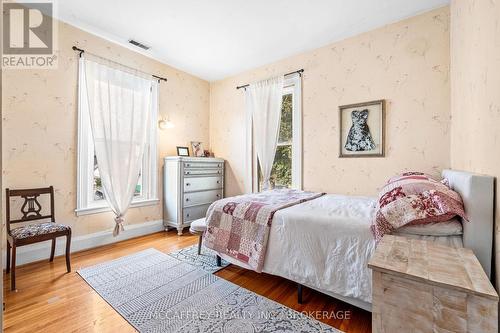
[203,189,325,272]
[371,172,467,241]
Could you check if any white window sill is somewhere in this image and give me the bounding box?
[75,198,160,216]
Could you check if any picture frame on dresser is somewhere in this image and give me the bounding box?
[190,141,205,157]
[176,146,190,156]
[163,156,224,235]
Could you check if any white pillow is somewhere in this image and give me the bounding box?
[395,218,462,237]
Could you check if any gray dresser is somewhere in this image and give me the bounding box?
[163,156,224,235]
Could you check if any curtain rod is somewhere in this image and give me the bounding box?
[236,69,304,90]
[72,46,168,82]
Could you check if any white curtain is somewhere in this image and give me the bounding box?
[82,55,153,236]
[245,76,284,190]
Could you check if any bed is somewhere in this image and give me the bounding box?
[210,169,494,312]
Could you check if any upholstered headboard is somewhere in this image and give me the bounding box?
[442,169,494,278]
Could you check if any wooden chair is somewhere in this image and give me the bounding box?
[5,186,71,291]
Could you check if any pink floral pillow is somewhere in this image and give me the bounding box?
[386,171,434,184]
[371,172,467,241]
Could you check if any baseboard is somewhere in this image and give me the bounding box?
[2,219,165,268]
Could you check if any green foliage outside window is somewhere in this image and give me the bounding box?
[93,154,142,201]
[278,94,293,143]
[259,93,293,189]
[271,145,292,188]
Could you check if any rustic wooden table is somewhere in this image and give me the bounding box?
[369,235,498,333]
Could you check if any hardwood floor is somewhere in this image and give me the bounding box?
[3,230,371,332]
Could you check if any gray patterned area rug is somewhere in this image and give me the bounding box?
[78,248,340,333]
[167,244,229,273]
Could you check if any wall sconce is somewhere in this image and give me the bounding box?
[158,117,174,130]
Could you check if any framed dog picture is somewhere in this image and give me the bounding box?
[190,141,205,157]
[339,100,385,157]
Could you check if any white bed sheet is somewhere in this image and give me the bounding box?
[219,194,378,304]
[266,194,377,304]
[217,194,463,308]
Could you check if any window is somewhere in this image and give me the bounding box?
[254,75,302,191]
[92,154,144,201]
[76,64,159,216]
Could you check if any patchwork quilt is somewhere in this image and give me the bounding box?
[203,189,324,272]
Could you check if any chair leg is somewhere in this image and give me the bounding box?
[6,242,11,274]
[11,244,16,291]
[50,238,56,262]
[65,233,71,273]
[216,255,222,267]
[197,235,203,255]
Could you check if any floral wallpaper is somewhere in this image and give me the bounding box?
[450,0,500,287]
[2,7,453,245]
[210,7,451,197]
[2,20,210,237]
[4,2,498,287]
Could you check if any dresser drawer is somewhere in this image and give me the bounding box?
[183,204,211,222]
[184,189,222,207]
[184,162,223,169]
[184,168,222,176]
[184,176,222,192]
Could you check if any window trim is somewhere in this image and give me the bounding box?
[250,74,302,191]
[75,61,159,216]
[75,198,160,216]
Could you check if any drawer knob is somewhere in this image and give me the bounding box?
[186,183,190,186]
[186,198,190,201]
[186,171,191,174]
[217,181,220,184]
[187,164,191,167]
[216,194,221,198]
[217,171,221,174]
[186,213,190,217]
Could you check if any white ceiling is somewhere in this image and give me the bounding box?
[56,0,449,81]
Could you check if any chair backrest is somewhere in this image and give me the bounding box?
[5,186,55,234]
